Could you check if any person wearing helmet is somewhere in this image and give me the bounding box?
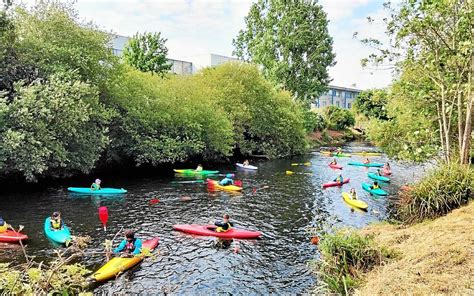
[0,216,12,233]
[219,174,234,186]
[214,214,233,233]
[91,179,102,191]
[113,230,143,257]
[50,212,63,230]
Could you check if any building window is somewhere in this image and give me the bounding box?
[322,101,327,107]
[336,101,340,107]
[347,103,351,109]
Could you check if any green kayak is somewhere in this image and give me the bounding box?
[174,169,219,175]
[368,173,390,182]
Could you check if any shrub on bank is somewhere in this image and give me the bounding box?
[323,106,355,130]
[313,230,394,295]
[398,163,474,223]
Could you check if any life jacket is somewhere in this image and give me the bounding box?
[216,222,232,233]
[91,183,101,191]
[0,223,7,233]
[351,192,357,199]
[372,184,380,189]
[51,218,62,229]
[124,238,136,253]
[219,178,233,186]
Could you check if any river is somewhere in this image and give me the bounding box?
[0,144,426,294]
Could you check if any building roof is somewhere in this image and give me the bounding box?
[328,85,362,92]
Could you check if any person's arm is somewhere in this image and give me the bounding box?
[132,239,143,255]
[113,240,126,254]
[214,221,225,227]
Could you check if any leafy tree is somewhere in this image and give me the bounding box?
[360,0,473,164]
[123,32,172,77]
[353,89,389,120]
[323,106,355,130]
[233,0,335,103]
[0,73,112,181]
[303,110,326,133]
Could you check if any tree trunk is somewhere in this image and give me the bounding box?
[440,86,451,162]
[460,60,473,164]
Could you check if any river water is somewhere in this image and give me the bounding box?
[0,144,426,294]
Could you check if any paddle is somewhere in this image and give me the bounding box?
[171,180,205,184]
[98,206,108,231]
[252,185,269,194]
[291,162,311,166]
[149,198,160,204]
[286,170,312,175]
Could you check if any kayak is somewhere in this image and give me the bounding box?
[68,187,127,194]
[329,163,343,170]
[342,192,368,210]
[368,173,390,182]
[93,237,159,282]
[174,169,219,175]
[362,183,388,196]
[322,178,350,188]
[206,179,242,191]
[173,224,262,239]
[352,152,382,156]
[0,230,28,243]
[236,163,258,170]
[44,217,71,245]
[332,153,351,158]
[348,162,384,167]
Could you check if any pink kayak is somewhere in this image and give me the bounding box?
[322,178,350,188]
[329,163,343,170]
[382,169,392,176]
[173,224,262,239]
[0,230,28,243]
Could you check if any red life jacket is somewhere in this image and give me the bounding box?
[125,238,136,253]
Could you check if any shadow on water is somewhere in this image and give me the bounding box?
[0,143,427,294]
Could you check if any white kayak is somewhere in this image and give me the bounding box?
[236,163,258,170]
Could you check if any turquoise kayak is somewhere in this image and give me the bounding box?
[44,217,72,245]
[348,162,383,167]
[174,169,219,175]
[368,173,390,182]
[362,183,388,196]
[68,187,127,194]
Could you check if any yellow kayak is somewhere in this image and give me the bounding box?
[93,237,159,282]
[352,151,382,156]
[206,179,242,191]
[342,192,368,210]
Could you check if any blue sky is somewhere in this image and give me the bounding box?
[26,0,393,89]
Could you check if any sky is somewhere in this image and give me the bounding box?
[28,0,394,90]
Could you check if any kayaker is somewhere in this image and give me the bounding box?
[0,217,12,233]
[214,214,233,233]
[91,179,101,191]
[333,174,344,184]
[350,188,358,200]
[363,158,371,164]
[195,164,203,172]
[336,147,342,154]
[330,158,337,165]
[243,160,250,166]
[370,181,380,190]
[50,212,63,231]
[219,173,234,186]
[384,162,391,170]
[113,230,143,257]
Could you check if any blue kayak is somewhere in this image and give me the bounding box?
[348,162,384,167]
[368,173,390,182]
[362,183,388,196]
[68,187,127,194]
[44,217,72,245]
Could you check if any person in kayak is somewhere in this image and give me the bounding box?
[0,217,12,233]
[383,162,391,170]
[214,214,233,233]
[349,188,358,200]
[336,147,342,154]
[219,174,234,186]
[195,164,203,172]
[330,158,338,165]
[91,179,101,191]
[113,230,143,257]
[363,158,371,164]
[50,212,63,230]
[333,174,344,184]
[243,160,250,166]
[370,181,380,190]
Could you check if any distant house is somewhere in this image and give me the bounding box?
[311,85,362,109]
[110,34,237,75]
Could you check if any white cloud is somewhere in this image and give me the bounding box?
[319,0,370,21]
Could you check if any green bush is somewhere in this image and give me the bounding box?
[303,110,326,132]
[314,230,394,294]
[323,105,355,130]
[353,89,389,120]
[398,163,474,223]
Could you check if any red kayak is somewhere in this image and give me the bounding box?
[322,178,350,188]
[173,224,262,239]
[329,163,343,170]
[0,230,28,243]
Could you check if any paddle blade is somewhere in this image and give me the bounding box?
[98,206,108,230]
[304,162,311,166]
[291,163,299,166]
[150,198,160,204]
[234,180,242,187]
[286,170,294,175]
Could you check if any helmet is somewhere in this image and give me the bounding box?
[52,211,60,218]
[226,173,234,178]
[0,217,4,226]
[95,179,101,183]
